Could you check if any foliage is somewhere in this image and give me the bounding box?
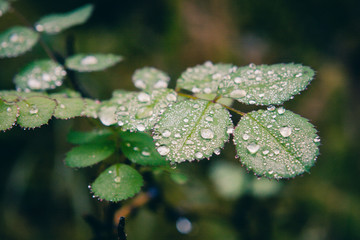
[0,2,320,202]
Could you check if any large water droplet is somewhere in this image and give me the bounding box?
[136,107,153,119]
[200,128,214,139]
[230,89,246,98]
[247,143,260,154]
[277,107,285,114]
[242,133,250,140]
[81,56,98,65]
[29,106,38,115]
[280,126,292,137]
[134,80,146,89]
[157,146,170,156]
[214,148,221,155]
[195,152,203,159]
[136,124,146,131]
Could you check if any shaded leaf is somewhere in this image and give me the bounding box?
[233,107,320,179]
[176,61,236,94]
[65,53,122,72]
[14,59,66,91]
[0,99,18,131]
[35,4,93,34]
[65,140,115,168]
[116,89,177,132]
[218,63,315,105]
[91,164,144,201]
[17,96,56,128]
[67,129,112,144]
[0,26,39,58]
[153,99,233,163]
[119,131,167,166]
[132,67,170,91]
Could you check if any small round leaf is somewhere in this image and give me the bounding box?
[91,164,144,202]
[65,53,122,72]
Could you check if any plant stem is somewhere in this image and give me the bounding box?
[175,91,198,100]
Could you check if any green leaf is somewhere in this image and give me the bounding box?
[34,4,94,34]
[14,60,66,91]
[233,107,320,179]
[119,131,167,166]
[17,96,56,128]
[90,164,144,201]
[153,99,233,163]
[132,67,170,91]
[218,63,315,105]
[82,98,101,118]
[0,26,39,58]
[51,94,85,119]
[116,89,178,132]
[67,129,112,144]
[0,99,18,131]
[65,140,115,168]
[0,0,10,17]
[0,90,48,102]
[176,61,236,94]
[65,53,122,72]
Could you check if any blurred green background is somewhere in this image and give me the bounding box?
[0,0,359,239]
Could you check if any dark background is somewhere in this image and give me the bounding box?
[0,0,359,239]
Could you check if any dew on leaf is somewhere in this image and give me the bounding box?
[114,176,121,183]
[195,152,203,159]
[242,133,250,140]
[279,126,292,137]
[141,151,150,156]
[136,124,145,131]
[277,107,285,114]
[137,92,151,103]
[200,128,214,139]
[157,146,170,156]
[162,129,171,137]
[230,89,246,98]
[247,143,260,154]
[81,55,98,65]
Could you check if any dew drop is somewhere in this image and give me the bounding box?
[214,148,221,155]
[154,80,167,88]
[29,107,38,115]
[242,133,250,140]
[142,151,150,156]
[195,152,203,159]
[280,127,292,137]
[166,93,177,102]
[114,176,121,183]
[229,89,246,98]
[193,104,200,109]
[9,33,19,42]
[247,143,260,154]
[81,56,98,65]
[136,107,153,119]
[136,124,146,131]
[174,133,181,138]
[137,92,151,102]
[267,105,275,111]
[6,107,11,112]
[183,118,189,123]
[205,116,213,122]
[200,128,214,139]
[162,129,171,138]
[157,146,170,156]
[277,107,285,114]
[313,136,321,143]
[227,127,234,134]
[135,80,146,89]
[249,100,256,104]
[185,140,194,145]
[274,149,280,155]
[295,73,303,77]
[262,150,269,155]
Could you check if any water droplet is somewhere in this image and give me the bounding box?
[295,73,303,77]
[185,140,194,145]
[274,149,280,155]
[174,133,181,138]
[136,124,146,131]
[137,92,151,102]
[183,118,189,123]
[133,147,139,151]
[230,89,246,98]
[136,107,153,119]
[114,176,121,183]
[205,116,213,122]
[313,136,320,143]
[280,126,292,137]
[204,87,212,94]
[81,56,98,65]
[162,129,171,137]
[227,127,234,134]
[262,150,269,155]
[249,100,256,104]
[29,107,38,115]
[267,105,275,111]
[191,87,201,93]
[6,107,11,112]
[214,148,221,155]
[28,78,42,89]
[176,217,192,234]
[154,80,167,88]
[247,143,260,154]
[142,151,150,156]
[166,93,177,102]
[157,146,170,155]
[193,104,200,109]
[200,128,214,139]
[249,63,256,68]
[195,152,203,159]
[135,80,146,89]
[234,77,242,83]
[242,133,249,140]
[277,107,285,114]
[9,33,19,42]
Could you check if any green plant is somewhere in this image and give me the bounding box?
[0,2,320,203]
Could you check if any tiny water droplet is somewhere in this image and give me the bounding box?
[262,150,269,155]
[277,107,285,114]
[247,143,260,154]
[136,124,146,131]
[183,118,189,123]
[242,133,250,140]
[136,107,153,119]
[313,136,320,143]
[195,152,203,159]
[162,129,171,137]
[114,176,121,183]
[227,127,234,134]
[267,105,275,111]
[295,73,303,77]
[142,151,150,156]
[157,146,170,156]
[185,140,194,145]
[200,128,214,139]
[29,107,38,114]
[137,92,151,102]
[205,116,213,122]
[280,126,292,137]
[60,104,65,109]
[193,104,200,109]
[166,93,177,102]
[6,107,11,112]
[274,149,280,155]
[214,148,221,155]
[174,133,181,138]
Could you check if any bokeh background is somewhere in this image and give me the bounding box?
[0,0,359,239]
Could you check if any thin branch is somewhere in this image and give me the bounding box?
[175,91,198,100]
[220,103,246,116]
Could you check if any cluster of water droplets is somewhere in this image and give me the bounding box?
[177,61,237,95]
[218,63,314,106]
[0,27,39,58]
[152,99,233,163]
[234,107,320,179]
[132,67,170,91]
[114,89,177,132]
[14,60,66,91]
